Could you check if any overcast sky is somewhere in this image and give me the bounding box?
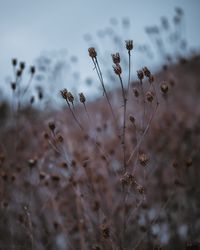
[0,0,200,95]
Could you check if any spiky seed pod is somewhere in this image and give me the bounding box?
[133,87,139,97]
[137,70,144,81]
[12,58,17,66]
[60,89,68,100]
[48,121,56,132]
[113,64,122,75]
[30,66,36,75]
[125,40,133,51]
[88,47,97,58]
[67,92,74,103]
[143,66,151,78]
[139,153,149,166]
[146,91,154,102]
[160,83,169,94]
[79,92,86,103]
[111,53,120,65]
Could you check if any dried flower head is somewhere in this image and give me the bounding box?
[56,134,64,143]
[137,70,144,81]
[60,89,68,100]
[19,62,25,71]
[17,70,22,77]
[136,184,145,194]
[111,53,120,64]
[143,67,151,78]
[30,66,36,75]
[146,91,154,102]
[121,172,135,186]
[79,92,86,103]
[48,121,56,132]
[67,91,74,103]
[100,224,110,239]
[113,64,122,75]
[11,82,16,91]
[149,75,154,83]
[160,83,169,94]
[88,47,97,58]
[12,58,17,66]
[125,40,133,51]
[133,87,139,97]
[129,115,135,124]
[139,153,149,166]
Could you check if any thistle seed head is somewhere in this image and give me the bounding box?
[88,47,97,59]
[143,66,151,78]
[60,89,68,100]
[79,92,86,103]
[113,64,122,75]
[111,53,120,65]
[67,91,74,103]
[137,70,144,81]
[125,40,133,51]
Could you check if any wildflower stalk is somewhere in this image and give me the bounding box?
[88,48,117,123]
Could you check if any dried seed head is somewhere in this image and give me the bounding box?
[60,89,68,100]
[79,92,86,103]
[125,40,133,51]
[146,91,154,102]
[11,82,16,91]
[56,134,64,143]
[48,121,56,131]
[30,96,35,104]
[160,83,169,94]
[19,62,25,71]
[136,184,145,194]
[111,53,120,64]
[149,75,154,83]
[101,224,110,239]
[133,87,139,97]
[30,66,36,75]
[67,91,74,103]
[121,172,135,186]
[17,70,22,77]
[113,64,122,75]
[139,153,149,166]
[137,70,144,81]
[12,58,17,66]
[28,158,37,168]
[143,66,151,78]
[129,115,135,124]
[88,47,97,58]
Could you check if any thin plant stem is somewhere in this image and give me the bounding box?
[93,58,117,123]
[119,75,127,172]
[127,102,159,165]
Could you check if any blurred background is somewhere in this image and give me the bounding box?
[0,0,200,104]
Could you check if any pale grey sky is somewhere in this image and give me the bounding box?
[0,0,200,97]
